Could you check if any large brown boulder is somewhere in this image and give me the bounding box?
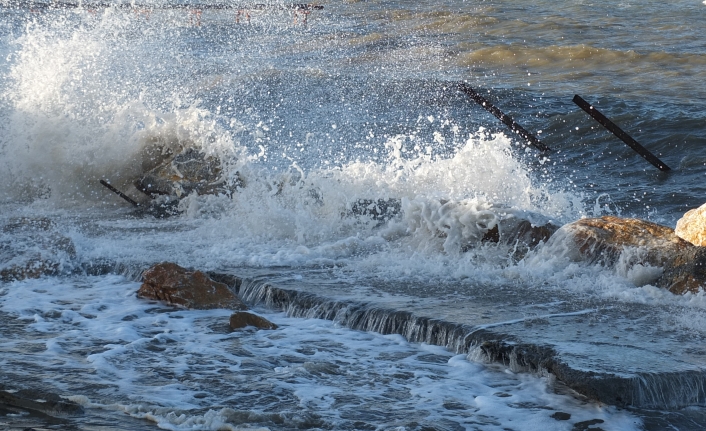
[560,216,691,266]
[675,203,706,246]
[137,262,247,310]
[550,216,706,294]
[229,311,278,330]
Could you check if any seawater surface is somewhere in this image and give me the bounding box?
[1,0,706,429]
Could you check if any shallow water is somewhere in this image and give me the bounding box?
[0,275,643,431]
[2,0,706,429]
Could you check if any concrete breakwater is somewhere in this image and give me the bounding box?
[202,272,706,410]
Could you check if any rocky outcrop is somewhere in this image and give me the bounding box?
[229,311,278,330]
[675,203,706,246]
[550,215,705,294]
[559,216,690,266]
[0,385,84,416]
[657,247,706,295]
[0,217,76,282]
[135,147,237,199]
[137,262,247,310]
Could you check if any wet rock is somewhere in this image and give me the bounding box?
[0,217,76,282]
[0,386,84,416]
[137,262,247,310]
[483,219,559,259]
[229,311,278,330]
[551,412,571,421]
[349,198,402,222]
[557,216,690,267]
[548,216,706,294]
[656,246,706,295]
[675,202,706,246]
[403,198,557,256]
[572,419,605,431]
[135,147,240,199]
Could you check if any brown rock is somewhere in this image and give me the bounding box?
[137,262,247,310]
[229,311,278,330]
[552,216,706,294]
[657,247,706,295]
[560,216,691,267]
[675,203,706,246]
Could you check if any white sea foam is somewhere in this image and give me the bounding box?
[0,275,642,430]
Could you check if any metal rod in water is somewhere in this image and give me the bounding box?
[99,180,139,207]
[572,94,671,172]
[458,83,550,153]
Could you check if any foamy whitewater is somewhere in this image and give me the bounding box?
[2,0,706,429]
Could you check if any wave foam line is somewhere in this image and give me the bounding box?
[213,272,706,410]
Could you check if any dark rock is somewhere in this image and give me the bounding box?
[572,419,605,431]
[494,219,559,260]
[135,147,236,199]
[0,217,76,282]
[349,198,402,222]
[229,311,278,330]
[551,412,571,421]
[137,262,247,310]
[0,387,84,416]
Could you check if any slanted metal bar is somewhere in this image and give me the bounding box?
[573,95,670,172]
[459,83,550,153]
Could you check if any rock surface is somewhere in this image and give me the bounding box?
[549,215,705,294]
[229,311,278,330]
[675,203,706,246]
[0,386,84,416]
[135,147,235,199]
[0,217,76,282]
[484,219,559,259]
[559,215,691,266]
[137,262,247,310]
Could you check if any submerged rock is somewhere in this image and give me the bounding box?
[137,262,247,310]
[135,147,235,199]
[484,218,559,258]
[0,386,84,417]
[349,198,402,222]
[675,203,706,246]
[548,216,706,294]
[229,311,278,330]
[0,217,76,282]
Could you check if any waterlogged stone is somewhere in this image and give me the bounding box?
[551,412,571,421]
[0,217,76,282]
[572,418,605,431]
[135,147,235,198]
[485,219,559,259]
[559,216,690,266]
[550,216,706,294]
[657,247,706,295]
[137,262,247,310]
[0,386,84,416]
[675,203,706,246]
[229,311,278,330]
